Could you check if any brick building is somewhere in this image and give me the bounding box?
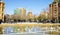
[49,0,60,22]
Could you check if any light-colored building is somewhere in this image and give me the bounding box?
[27,12,33,19]
[0,0,4,22]
[27,12,33,21]
[20,8,26,20]
[14,8,20,15]
[14,8,26,21]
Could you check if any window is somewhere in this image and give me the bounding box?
[54,10,57,11]
[54,5,56,6]
[54,7,57,10]
[58,3,60,7]
[54,10,57,14]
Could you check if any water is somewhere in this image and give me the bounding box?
[0,26,60,35]
[0,33,49,35]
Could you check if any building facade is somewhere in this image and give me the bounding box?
[49,0,60,22]
[14,8,20,15]
[27,12,33,21]
[0,1,4,22]
[20,8,26,20]
[14,8,26,21]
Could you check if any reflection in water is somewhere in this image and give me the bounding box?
[35,26,42,32]
[3,26,14,34]
[30,26,36,32]
[25,26,30,32]
[1,26,60,35]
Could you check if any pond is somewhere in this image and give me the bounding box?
[0,26,60,35]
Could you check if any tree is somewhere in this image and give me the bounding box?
[37,15,42,22]
[28,18,32,22]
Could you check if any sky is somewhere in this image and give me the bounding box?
[3,0,53,15]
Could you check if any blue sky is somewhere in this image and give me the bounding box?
[3,0,53,15]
